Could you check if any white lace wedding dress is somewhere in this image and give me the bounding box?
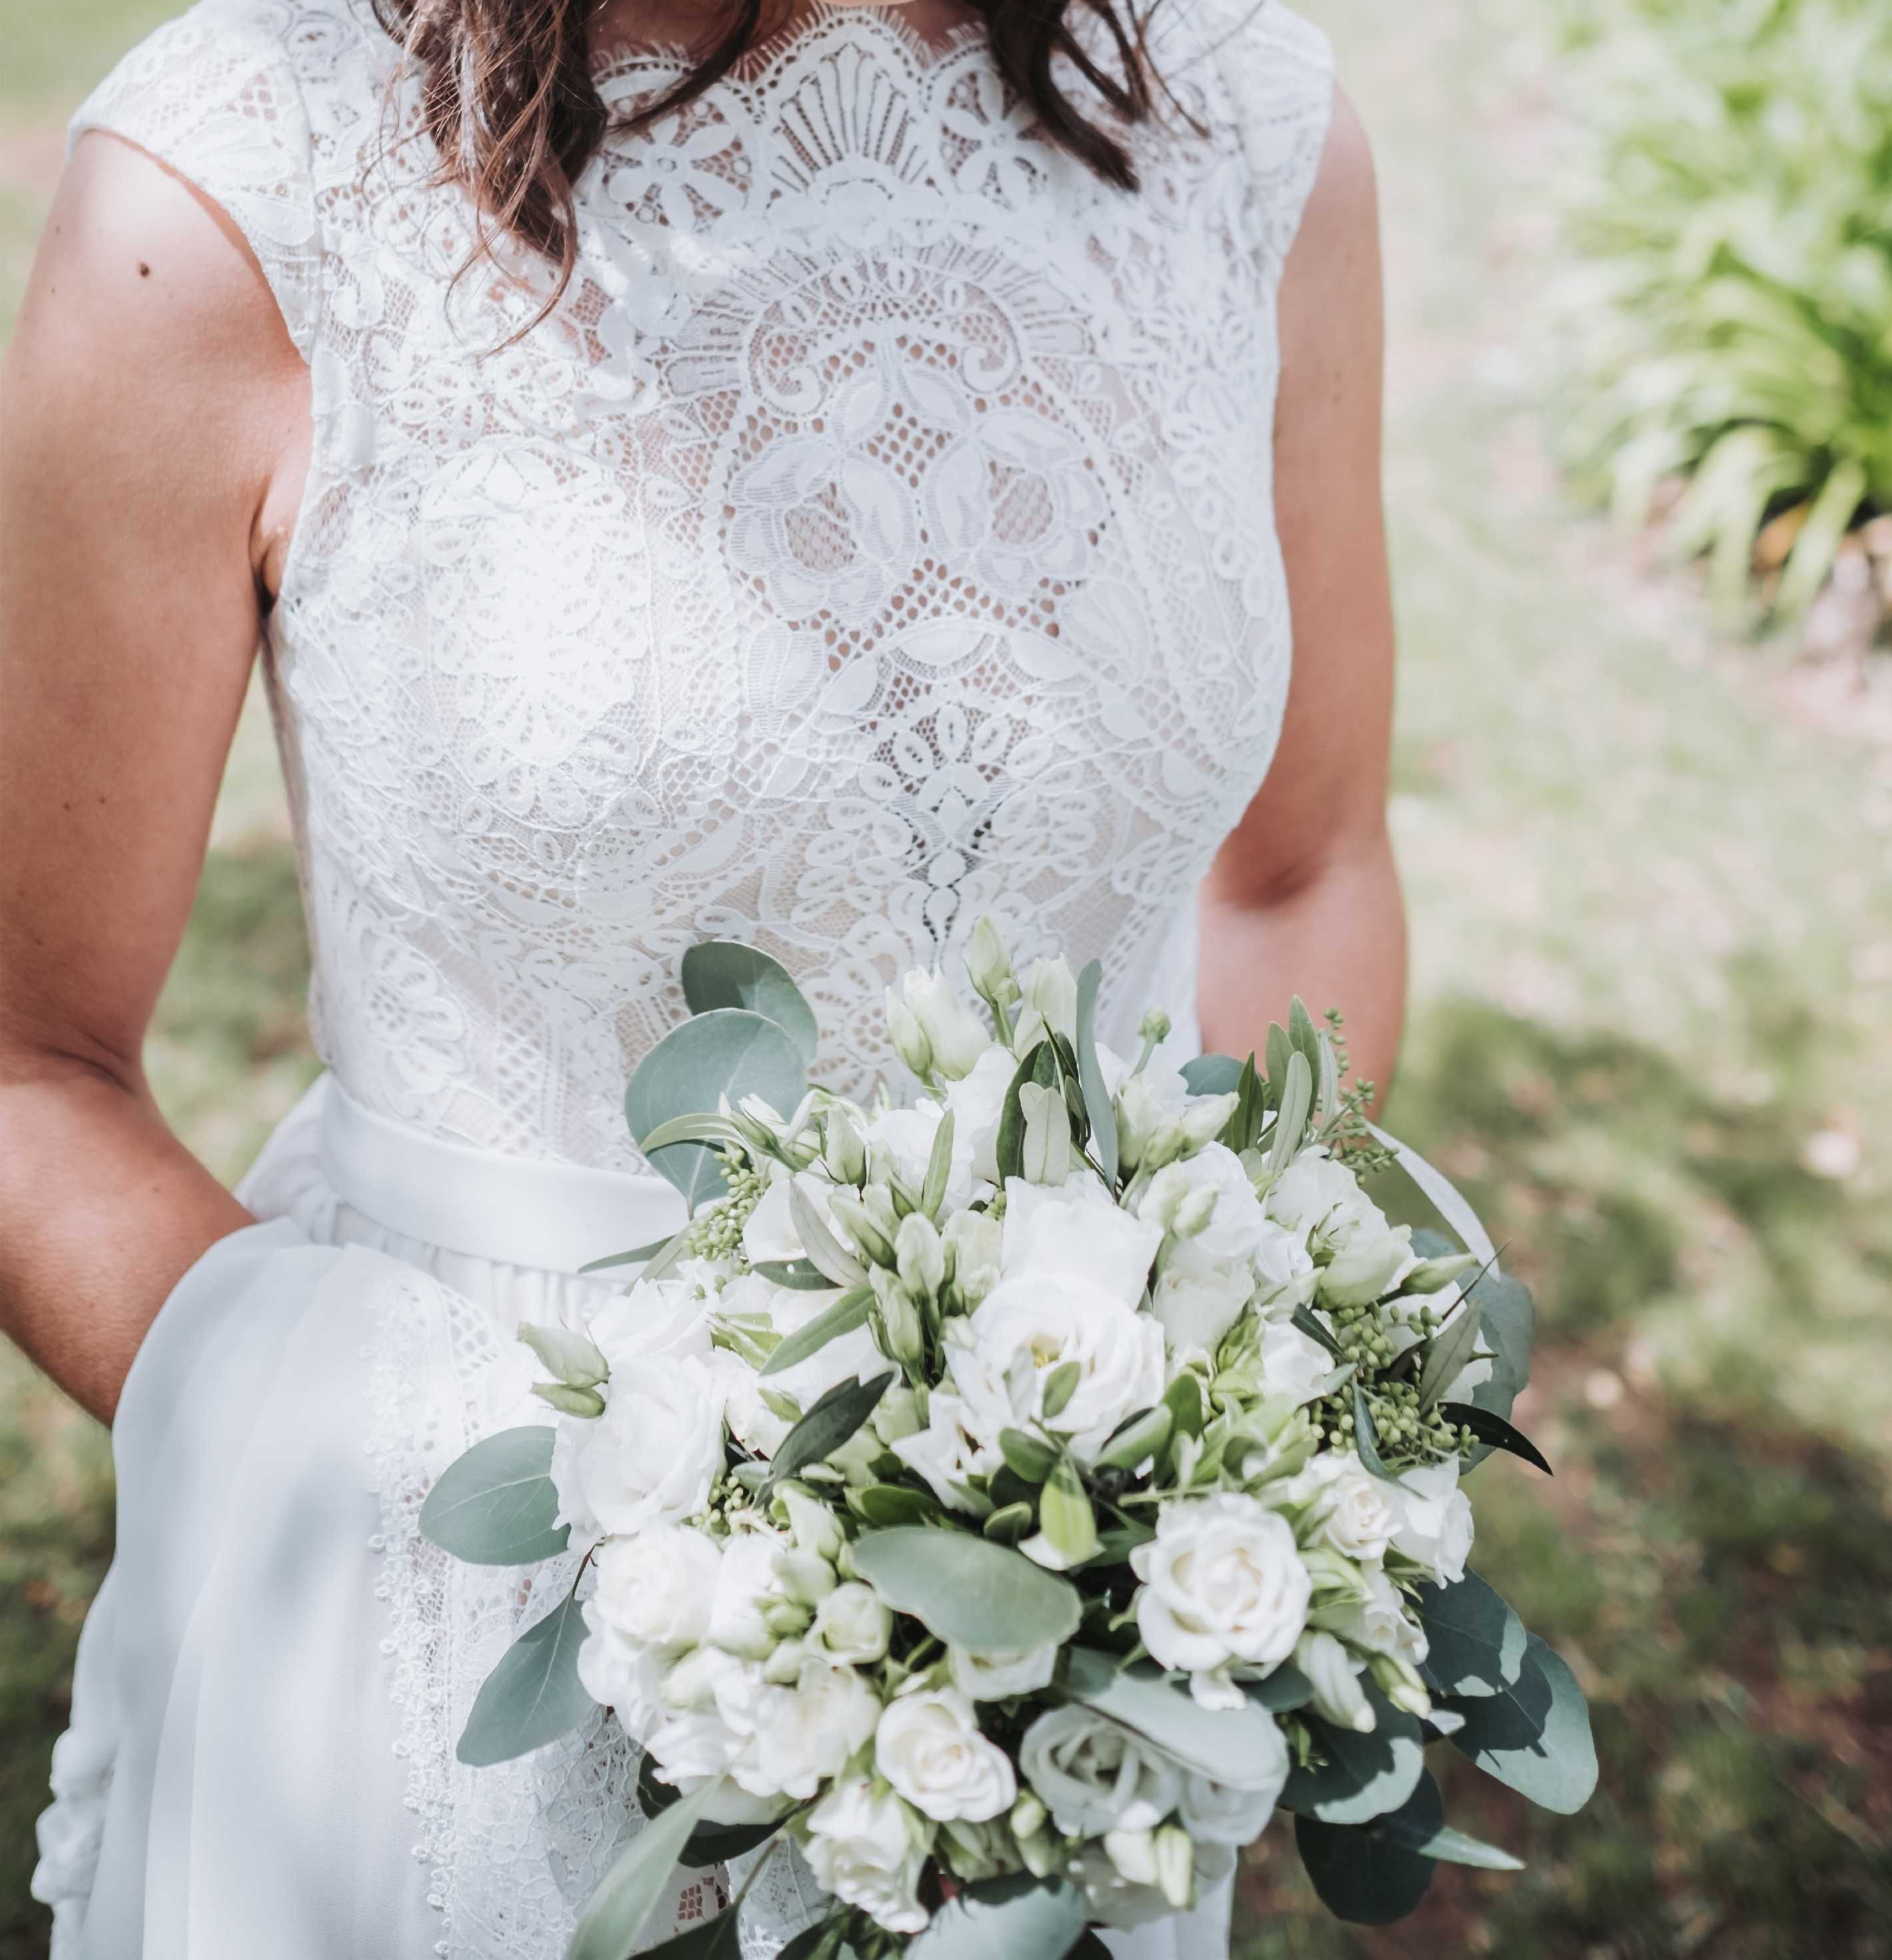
[31,1,1332,1953]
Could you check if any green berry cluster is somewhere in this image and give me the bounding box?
[684,1156,767,1262]
[1313,1300,1474,1466]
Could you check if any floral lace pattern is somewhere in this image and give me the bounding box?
[66,2,1333,1951]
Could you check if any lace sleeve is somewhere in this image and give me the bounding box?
[68,1,322,361]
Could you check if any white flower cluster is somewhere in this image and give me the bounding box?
[535,926,1493,1941]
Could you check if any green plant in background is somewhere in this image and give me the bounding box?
[1556,0,1892,628]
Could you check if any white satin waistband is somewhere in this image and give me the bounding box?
[316,1075,688,1274]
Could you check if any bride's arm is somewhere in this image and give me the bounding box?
[1198,89,1406,1106]
[0,135,309,1423]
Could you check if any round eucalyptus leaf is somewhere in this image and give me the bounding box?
[456,1594,593,1766]
[568,1777,728,1960]
[681,940,820,1063]
[1181,1053,1244,1096]
[418,1426,568,1566]
[907,1875,1089,1960]
[1294,1773,1440,1925]
[1064,1648,1290,1790]
[1280,1692,1426,1824]
[624,1009,807,1207]
[1416,1568,1529,1700]
[1449,1633,1598,1813]
[852,1528,1081,1651]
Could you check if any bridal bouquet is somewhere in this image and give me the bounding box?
[420,927,1596,1959]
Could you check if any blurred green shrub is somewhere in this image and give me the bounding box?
[1556,0,1892,628]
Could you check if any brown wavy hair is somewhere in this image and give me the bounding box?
[371,0,1175,304]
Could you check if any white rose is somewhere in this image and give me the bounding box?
[1018,1706,1181,1837]
[897,969,992,1081]
[888,1392,1002,1512]
[1387,1459,1474,1584]
[1179,1759,1286,1845]
[575,1355,725,1537]
[1334,1566,1430,1668]
[590,1525,721,1650]
[1000,1177,1164,1310]
[945,1045,1017,1186]
[1256,1317,1339,1407]
[1264,1149,1385,1252]
[947,1641,1058,1702]
[706,1528,787,1660]
[865,1101,975,1210]
[1283,1449,1400,1563]
[802,1777,929,1936]
[574,1612,668,1736]
[875,1686,1017,1823]
[951,1269,1165,1465]
[813,1582,892,1666]
[1149,1264,1254,1361]
[586,1268,717,1368]
[1131,1494,1312,1706]
[727,1654,881,1801]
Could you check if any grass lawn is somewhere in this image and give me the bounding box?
[2,1,1889,1956]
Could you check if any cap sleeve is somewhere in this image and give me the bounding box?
[1194,0,1337,272]
[69,3,322,361]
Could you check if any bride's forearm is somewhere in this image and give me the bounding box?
[0,1055,251,1425]
[1196,831,1407,1113]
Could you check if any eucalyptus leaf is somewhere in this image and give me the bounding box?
[680,1815,787,1869]
[680,940,820,1063]
[765,1372,893,1491]
[625,1010,806,1209]
[752,1259,834,1291]
[1244,1663,1314,1712]
[998,1428,1059,1482]
[1073,960,1119,1186]
[1415,1298,1484,1412]
[849,1483,938,1527]
[1448,1634,1598,1814]
[1414,1570,1528,1700]
[1280,1693,1427,1823]
[759,1284,874,1378]
[1163,1372,1205,1440]
[568,1777,727,1960]
[1039,1456,1097,1564]
[1180,1053,1244,1097]
[1065,1648,1293,1789]
[1294,1777,1438,1925]
[636,1915,744,1958]
[1440,1402,1554,1476]
[851,1528,1081,1650]
[1374,1772,1524,1870]
[788,1181,869,1288]
[456,1594,593,1766]
[418,1426,569,1565]
[907,1875,1089,1960]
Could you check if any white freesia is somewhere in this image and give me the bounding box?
[875,1687,1017,1823]
[951,1268,1165,1464]
[947,1641,1058,1702]
[888,1392,1001,1512]
[1018,1706,1182,1837]
[802,1777,929,1935]
[1131,1493,1312,1707]
[1387,1458,1475,1584]
[590,1525,720,1651]
[812,1582,892,1666]
[897,969,991,1080]
[944,1045,1017,1186]
[572,1354,724,1537]
[1284,1448,1400,1563]
[1001,1176,1164,1309]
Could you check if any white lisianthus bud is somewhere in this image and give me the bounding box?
[1103,1826,1159,1887]
[823,1111,868,1185]
[897,971,990,1081]
[763,1638,807,1686]
[1018,1081,1072,1185]
[1137,1008,1173,1048]
[965,916,1017,1006]
[1171,1183,1219,1240]
[895,1211,945,1298]
[775,1548,839,1610]
[885,987,933,1078]
[941,1211,1003,1306]
[871,1383,923,1444]
[1181,1094,1239,1151]
[1369,1652,1433,1719]
[1019,956,1079,1043]
[518,1320,608,1389]
[873,1270,925,1370]
[1010,1791,1047,1840]
[778,1484,847,1564]
[1136,1161,1194,1231]
[1296,1630,1376,1733]
[812,1581,892,1665]
[1154,1823,1196,1909]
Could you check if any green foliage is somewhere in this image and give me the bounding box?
[849,1528,1082,1651]
[416,1426,569,1566]
[455,1596,592,1767]
[1558,0,1892,624]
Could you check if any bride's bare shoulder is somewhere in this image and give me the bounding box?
[7,131,309,591]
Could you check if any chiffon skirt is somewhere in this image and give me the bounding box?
[30,1074,1232,1960]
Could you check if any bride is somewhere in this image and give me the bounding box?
[0,0,1400,1951]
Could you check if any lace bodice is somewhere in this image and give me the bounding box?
[75,0,1332,1174]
